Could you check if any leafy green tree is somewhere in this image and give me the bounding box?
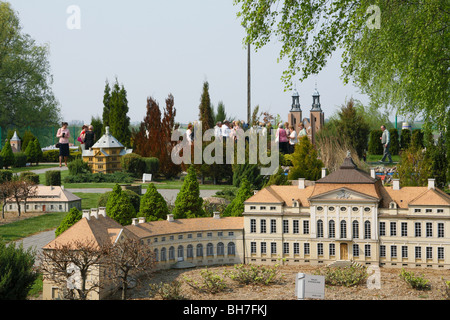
[400,129,411,150]
[288,136,323,181]
[264,166,289,187]
[232,162,264,190]
[0,240,38,299]
[411,129,424,150]
[90,115,102,143]
[198,81,214,132]
[0,3,60,129]
[215,101,227,123]
[223,178,253,217]
[368,130,383,155]
[389,129,400,156]
[21,131,36,152]
[139,183,169,221]
[106,184,136,225]
[426,134,448,189]
[234,0,449,133]
[55,207,82,237]
[104,78,131,147]
[396,146,432,187]
[336,99,369,158]
[172,166,205,219]
[0,140,14,168]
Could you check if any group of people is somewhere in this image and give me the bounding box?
[276,122,307,154]
[56,122,96,167]
[184,120,308,155]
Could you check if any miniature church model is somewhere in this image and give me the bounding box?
[82,126,133,174]
[10,131,21,153]
[288,87,324,145]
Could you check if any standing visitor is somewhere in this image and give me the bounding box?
[288,125,297,154]
[298,124,307,137]
[56,122,70,167]
[83,125,96,150]
[380,125,393,163]
[276,123,289,154]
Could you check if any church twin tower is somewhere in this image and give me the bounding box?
[287,88,324,145]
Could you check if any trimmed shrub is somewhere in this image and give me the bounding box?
[227,264,281,286]
[143,157,160,176]
[19,172,40,184]
[98,188,140,213]
[139,183,168,221]
[42,150,60,162]
[0,141,14,169]
[121,153,146,178]
[389,128,400,155]
[55,207,82,237]
[13,152,27,168]
[0,170,13,183]
[368,129,383,155]
[63,172,134,184]
[45,170,61,186]
[106,184,136,225]
[68,159,91,176]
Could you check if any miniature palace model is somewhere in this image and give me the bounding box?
[42,154,450,299]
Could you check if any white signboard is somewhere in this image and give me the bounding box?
[295,273,325,300]
[142,173,152,183]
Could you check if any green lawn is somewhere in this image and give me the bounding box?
[366,154,401,163]
[0,211,67,243]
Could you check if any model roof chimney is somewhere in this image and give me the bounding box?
[392,179,400,190]
[428,179,435,190]
[167,214,174,222]
[298,178,305,189]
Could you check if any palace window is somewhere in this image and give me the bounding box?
[317,220,323,238]
[250,219,256,233]
[283,220,289,234]
[390,222,397,236]
[217,242,224,256]
[260,219,266,233]
[196,244,203,257]
[438,223,444,238]
[340,220,347,239]
[364,221,371,239]
[379,222,386,236]
[227,242,236,255]
[352,220,359,239]
[402,246,408,258]
[426,247,432,259]
[380,245,386,257]
[294,243,300,255]
[207,243,214,256]
[329,243,335,256]
[187,245,193,258]
[329,220,335,238]
[365,244,371,257]
[169,246,175,260]
[304,243,310,255]
[438,247,444,260]
[293,220,299,234]
[303,221,309,234]
[426,222,433,237]
[415,223,421,237]
[317,243,323,256]
[178,245,184,259]
[415,247,421,259]
[401,222,408,237]
[270,219,277,233]
[251,242,256,254]
[261,242,266,254]
[271,242,277,254]
[353,244,359,257]
[283,243,289,254]
[391,245,397,258]
[160,248,167,261]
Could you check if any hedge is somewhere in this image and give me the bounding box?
[45,170,61,186]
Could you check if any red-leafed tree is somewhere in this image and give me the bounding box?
[133,95,180,178]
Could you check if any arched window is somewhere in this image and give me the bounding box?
[196,244,203,257]
[228,242,236,255]
[364,220,371,239]
[217,242,224,256]
[340,220,347,239]
[169,246,175,260]
[177,245,184,259]
[160,247,167,261]
[329,220,335,238]
[207,243,214,256]
[187,244,194,258]
[352,220,359,239]
[317,219,323,238]
[154,248,159,262]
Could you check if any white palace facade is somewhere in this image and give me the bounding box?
[243,156,450,269]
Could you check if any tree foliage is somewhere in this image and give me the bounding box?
[198,81,215,132]
[139,183,169,221]
[288,136,323,181]
[223,177,253,217]
[106,184,136,225]
[172,166,205,219]
[0,240,38,300]
[0,2,60,130]
[55,207,82,237]
[234,0,449,132]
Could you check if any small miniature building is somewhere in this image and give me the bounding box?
[10,131,21,153]
[82,126,132,174]
[6,185,81,213]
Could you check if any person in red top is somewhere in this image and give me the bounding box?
[56,122,70,167]
[276,123,289,154]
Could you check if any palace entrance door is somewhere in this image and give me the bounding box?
[340,243,348,260]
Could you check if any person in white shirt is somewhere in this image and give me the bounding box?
[222,121,230,141]
[214,122,222,139]
[288,125,298,153]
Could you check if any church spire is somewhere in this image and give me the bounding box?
[311,83,321,111]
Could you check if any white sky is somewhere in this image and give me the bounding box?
[8,0,370,125]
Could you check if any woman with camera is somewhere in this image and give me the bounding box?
[56,122,70,167]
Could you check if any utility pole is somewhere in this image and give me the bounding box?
[247,42,251,124]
